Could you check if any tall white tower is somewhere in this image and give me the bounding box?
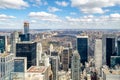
[50,44,54,56]
[71,50,80,80]
[95,39,102,68]
[36,42,42,66]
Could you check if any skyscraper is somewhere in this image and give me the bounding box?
[62,48,69,71]
[102,34,116,67]
[10,31,19,55]
[94,39,102,68]
[0,53,14,80]
[19,22,31,41]
[36,42,42,66]
[51,56,58,80]
[0,35,7,53]
[117,38,120,56]
[77,36,88,64]
[16,41,37,69]
[71,50,80,80]
[24,22,29,34]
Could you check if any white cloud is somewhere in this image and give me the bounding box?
[0,0,29,9]
[31,20,37,23]
[55,1,69,7]
[0,14,16,21]
[71,0,120,14]
[48,7,61,12]
[29,12,61,22]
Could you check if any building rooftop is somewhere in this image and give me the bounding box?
[103,69,120,75]
[0,53,10,57]
[17,41,35,44]
[27,66,47,73]
[76,36,88,38]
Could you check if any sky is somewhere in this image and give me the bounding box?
[0,0,120,29]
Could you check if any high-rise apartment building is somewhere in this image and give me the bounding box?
[62,48,69,71]
[16,41,37,69]
[10,31,19,55]
[77,36,88,64]
[94,39,102,68]
[51,56,58,80]
[71,50,80,80]
[0,53,14,80]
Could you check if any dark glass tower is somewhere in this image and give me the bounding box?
[106,38,115,66]
[0,36,7,53]
[102,34,116,67]
[16,42,36,69]
[77,36,88,64]
[117,39,120,56]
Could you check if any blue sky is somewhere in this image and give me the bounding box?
[0,0,120,29]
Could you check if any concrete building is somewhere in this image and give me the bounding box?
[71,50,80,80]
[62,48,69,71]
[94,39,102,68]
[51,56,58,80]
[10,31,19,55]
[0,53,14,80]
[102,68,120,80]
[36,42,42,66]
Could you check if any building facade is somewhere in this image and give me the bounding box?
[77,36,88,64]
[16,41,37,69]
[71,50,80,80]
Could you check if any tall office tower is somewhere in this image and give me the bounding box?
[94,39,102,68]
[24,22,29,34]
[14,57,27,72]
[10,31,19,55]
[16,42,37,69]
[19,22,31,41]
[77,36,88,64]
[51,56,58,80]
[71,50,80,80]
[0,35,7,53]
[62,48,69,71]
[117,38,120,56]
[69,48,73,68]
[36,42,42,66]
[0,53,14,80]
[102,34,116,67]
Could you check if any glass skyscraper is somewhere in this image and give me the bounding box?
[102,34,116,67]
[16,42,37,69]
[77,36,88,64]
[0,36,7,53]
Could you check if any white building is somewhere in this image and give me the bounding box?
[95,39,102,68]
[71,50,80,80]
[0,53,14,80]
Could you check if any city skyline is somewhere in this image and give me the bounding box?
[0,0,120,29]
